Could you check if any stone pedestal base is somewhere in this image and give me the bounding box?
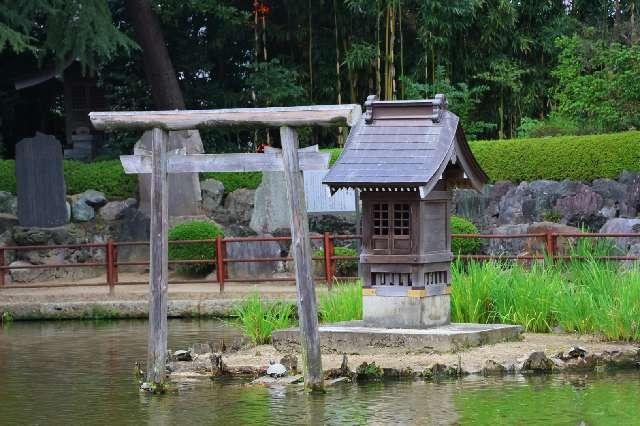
[363,294,450,329]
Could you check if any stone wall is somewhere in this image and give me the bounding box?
[2,170,638,284]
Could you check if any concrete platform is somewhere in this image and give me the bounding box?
[272,321,524,354]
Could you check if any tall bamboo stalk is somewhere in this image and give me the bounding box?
[308,0,314,102]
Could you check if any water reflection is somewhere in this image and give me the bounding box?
[1,319,639,425]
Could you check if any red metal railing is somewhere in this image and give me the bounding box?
[0,230,637,291]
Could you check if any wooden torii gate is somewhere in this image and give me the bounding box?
[89,105,361,392]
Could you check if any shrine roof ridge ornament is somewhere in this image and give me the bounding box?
[322,94,488,198]
[90,104,362,131]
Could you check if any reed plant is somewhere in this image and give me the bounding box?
[451,256,640,341]
[318,281,362,323]
[231,293,296,344]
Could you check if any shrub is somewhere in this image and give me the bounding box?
[64,160,137,198]
[200,172,262,193]
[232,293,296,344]
[314,246,358,276]
[168,221,224,276]
[0,160,16,193]
[469,131,640,182]
[318,281,362,323]
[451,216,481,255]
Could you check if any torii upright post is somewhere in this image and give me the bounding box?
[280,126,323,390]
[89,104,362,393]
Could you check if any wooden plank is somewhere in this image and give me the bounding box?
[360,126,442,135]
[90,104,362,130]
[350,142,438,150]
[279,126,324,392]
[147,127,169,387]
[120,152,330,174]
[351,134,438,143]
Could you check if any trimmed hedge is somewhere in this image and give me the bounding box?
[326,131,640,183]
[314,246,358,276]
[0,159,136,198]
[168,220,224,276]
[451,216,481,255]
[469,131,640,182]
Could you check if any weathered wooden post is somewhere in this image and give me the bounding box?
[280,126,324,391]
[89,104,361,393]
[147,127,169,387]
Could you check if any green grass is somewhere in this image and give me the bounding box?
[231,293,296,344]
[318,281,362,323]
[451,258,640,340]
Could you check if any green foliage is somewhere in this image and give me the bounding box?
[401,67,495,140]
[1,311,14,324]
[542,210,562,223]
[553,34,640,133]
[0,160,16,193]
[200,172,262,194]
[0,0,135,66]
[88,305,119,320]
[451,259,640,340]
[246,59,305,107]
[64,160,136,198]
[356,362,384,381]
[470,131,640,182]
[168,221,224,276]
[231,293,295,344]
[0,160,136,198]
[450,216,481,255]
[318,281,362,323]
[314,246,358,277]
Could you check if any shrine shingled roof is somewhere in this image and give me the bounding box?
[322,94,488,197]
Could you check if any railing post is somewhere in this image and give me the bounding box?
[545,230,557,261]
[323,232,334,289]
[106,240,115,296]
[216,236,225,293]
[0,247,5,288]
[113,242,119,285]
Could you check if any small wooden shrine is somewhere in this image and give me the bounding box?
[323,94,488,328]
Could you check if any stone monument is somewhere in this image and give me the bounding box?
[15,133,68,227]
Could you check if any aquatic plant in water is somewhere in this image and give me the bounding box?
[232,293,295,344]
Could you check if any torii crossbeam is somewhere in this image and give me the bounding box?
[90,104,361,392]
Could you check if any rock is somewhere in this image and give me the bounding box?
[80,190,107,207]
[225,235,284,278]
[12,226,69,245]
[482,360,506,376]
[591,178,628,217]
[599,218,640,251]
[221,224,257,238]
[309,213,356,234]
[0,213,18,234]
[250,171,291,234]
[8,260,44,282]
[568,346,587,359]
[172,350,192,362]
[201,179,225,211]
[280,354,298,374]
[555,186,604,230]
[486,224,529,256]
[251,374,303,385]
[190,343,212,355]
[0,191,18,215]
[99,198,138,221]
[70,194,95,222]
[522,351,554,372]
[526,222,582,255]
[220,189,255,225]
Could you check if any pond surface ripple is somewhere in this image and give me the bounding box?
[1,319,639,425]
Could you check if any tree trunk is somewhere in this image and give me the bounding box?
[125,0,203,218]
[124,0,184,109]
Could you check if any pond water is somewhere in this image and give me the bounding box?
[1,319,639,425]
